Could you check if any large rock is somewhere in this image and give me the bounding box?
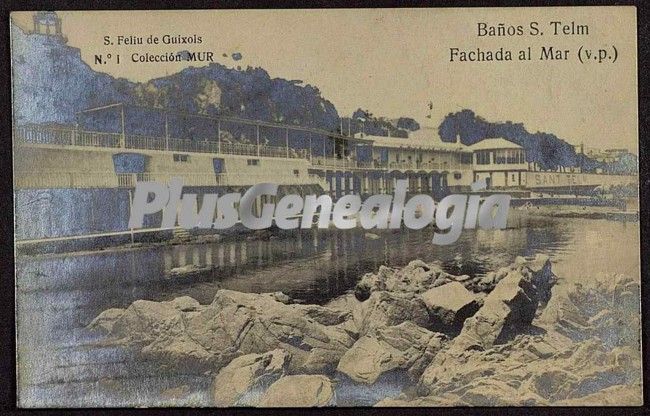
[539,274,640,349]
[413,271,642,406]
[94,290,356,375]
[415,333,640,405]
[451,257,556,351]
[324,293,365,337]
[419,282,479,333]
[87,308,125,333]
[353,256,554,304]
[516,254,555,305]
[358,291,431,335]
[336,322,446,384]
[101,297,219,373]
[258,375,335,407]
[354,260,460,301]
[212,349,290,406]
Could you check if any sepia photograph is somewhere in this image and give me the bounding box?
[9,7,642,408]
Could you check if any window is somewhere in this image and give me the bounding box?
[505,149,523,164]
[475,150,490,165]
[454,172,462,180]
[247,159,260,166]
[173,154,189,162]
[493,149,525,164]
[460,153,472,164]
[293,169,300,176]
[493,149,524,164]
[213,158,225,174]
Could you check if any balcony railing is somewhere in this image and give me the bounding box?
[14,125,309,160]
[385,161,467,171]
[15,170,326,189]
[15,171,122,189]
[311,157,359,169]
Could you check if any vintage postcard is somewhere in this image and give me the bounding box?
[11,7,640,407]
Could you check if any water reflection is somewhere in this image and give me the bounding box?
[15,216,640,406]
[17,216,638,330]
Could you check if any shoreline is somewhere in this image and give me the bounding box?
[16,198,639,258]
[76,254,641,407]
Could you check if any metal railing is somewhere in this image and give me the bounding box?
[77,131,121,147]
[14,126,122,147]
[117,172,325,187]
[15,170,327,189]
[14,125,309,160]
[311,157,359,169]
[385,161,467,171]
[387,161,414,170]
[15,171,121,189]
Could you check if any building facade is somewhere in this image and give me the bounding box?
[469,138,528,188]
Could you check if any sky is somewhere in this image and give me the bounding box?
[12,8,638,152]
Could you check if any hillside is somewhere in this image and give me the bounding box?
[11,21,635,173]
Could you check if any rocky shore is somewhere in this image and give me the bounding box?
[88,254,641,406]
[514,204,639,222]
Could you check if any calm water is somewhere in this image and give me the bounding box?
[15,215,640,407]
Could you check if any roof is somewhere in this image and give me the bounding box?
[468,138,522,150]
[354,131,471,153]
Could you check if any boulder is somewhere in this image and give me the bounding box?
[87,308,125,333]
[415,271,641,406]
[324,293,365,336]
[451,268,542,351]
[539,274,640,348]
[97,290,356,375]
[417,333,567,402]
[258,375,335,407]
[336,336,391,384]
[419,282,479,333]
[170,296,202,312]
[110,299,187,343]
[188,290,356,374]
[212,349,290,406]
[352,258,546,305]
[269,291,293,305]
[358,291,430,335]
[521,254,555,305]
[337,322,446,384]
[354,261,454,301]
[418,334,586,404]
[519,339,638,402]
[354,266,392,301]
[139,331,224,374]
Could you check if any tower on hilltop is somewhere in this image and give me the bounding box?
[32,11,66,41]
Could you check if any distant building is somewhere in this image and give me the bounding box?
[469,138,528,188]
[32,12,67,42]
[582,145,630,164]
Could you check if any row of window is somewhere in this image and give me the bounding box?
[390,153,473,165]
[475,150,526,165]
[495,149,526,164]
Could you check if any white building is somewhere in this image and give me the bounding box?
[469,138,528,188]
